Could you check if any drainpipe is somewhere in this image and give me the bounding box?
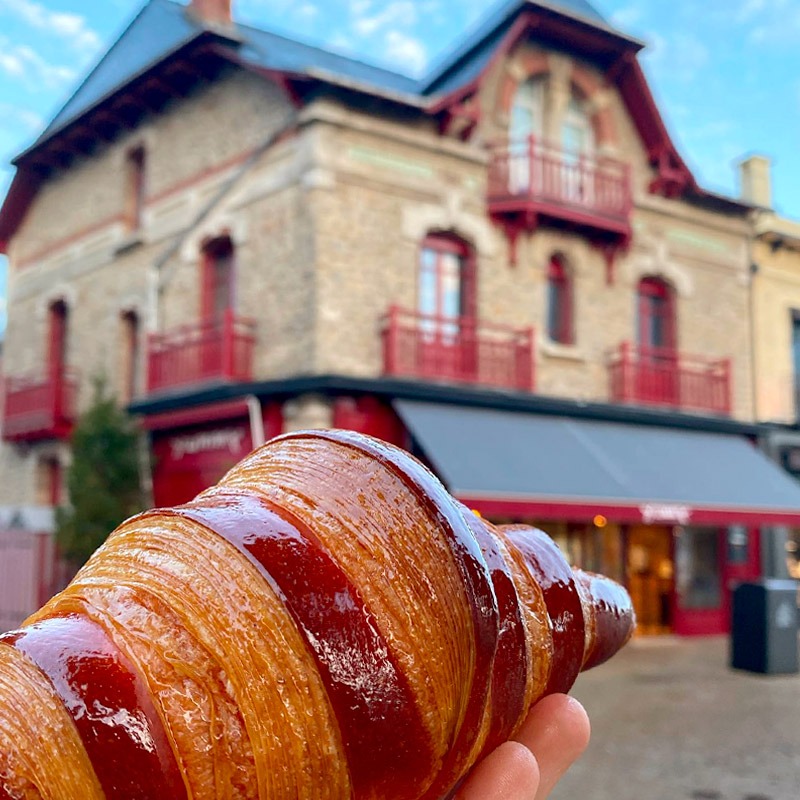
[246,394,265,448]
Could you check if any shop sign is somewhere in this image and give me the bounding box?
[640,503,692,525]
[170,428,246,460]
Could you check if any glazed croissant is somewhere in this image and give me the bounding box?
[0,430,634,800]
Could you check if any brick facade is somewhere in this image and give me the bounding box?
[0,6,756,512]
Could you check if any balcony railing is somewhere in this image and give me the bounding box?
[1,369,79,442]
[382,306,535,391]
[146,310,256,394]
[488,138,633,233]
[608,342,732,416]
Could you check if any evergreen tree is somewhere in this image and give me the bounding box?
[56,379,144,566]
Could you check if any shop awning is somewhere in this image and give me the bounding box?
[394,401,800,526]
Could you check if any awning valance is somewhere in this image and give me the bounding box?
[395,401,800,526]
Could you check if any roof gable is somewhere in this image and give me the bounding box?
[34,0,204,148]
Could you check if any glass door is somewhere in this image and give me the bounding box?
[637,278,678,405]
[509,78,544,194]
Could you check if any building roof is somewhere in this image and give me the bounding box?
[26,0,636,157]
[0,0,747,251]
[34,0,205,149]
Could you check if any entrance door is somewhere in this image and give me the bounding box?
[637,277,678,405]
[673,527,725,635]
[626,525,674,635]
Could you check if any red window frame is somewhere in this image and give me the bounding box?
[125,146,146,232]
[121,310,140,404]
[417,233,477,324]
[637,277,675,352]
[47,300,68,379]
[200,236,236,321]
[546,254,573,345]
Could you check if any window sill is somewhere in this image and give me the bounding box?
[540,339,586,362]
[114,230,145,255]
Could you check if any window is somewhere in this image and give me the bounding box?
[125,146,146,232]
[510,77,545,193]
[201,236,235,320]
[511,77,545,143]
[637,277,675,352]
[47,300,68,379]
[418,234,475,336]
[562,94,594,156]
[546,254,573,345]
[120,310,140,404]
[36,456,62,507]
[792,311,800,417]
[675,527,722,610]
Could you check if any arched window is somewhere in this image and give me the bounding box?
[201,235,235,321]
[418,234,476,334]
[637,277,675,352]
[546,254,573,345]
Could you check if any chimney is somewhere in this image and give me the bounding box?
[189,0,232,25]
[739,154,773,208]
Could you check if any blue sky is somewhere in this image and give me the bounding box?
[1,0,800,336]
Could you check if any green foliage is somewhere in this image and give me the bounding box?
[56,379,143,566]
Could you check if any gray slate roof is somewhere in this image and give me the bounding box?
[32,0,623,151]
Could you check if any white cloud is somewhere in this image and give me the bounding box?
[0,103,44,133]
[1,0,100,52]
[352,1,416,37]
[0,36,76,89]
[645,31,709,83]
[297,3,319,19]
[384,30,426,75]
[611,4,643,29]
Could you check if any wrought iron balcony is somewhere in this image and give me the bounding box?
[608,342,732,416]
[488,138,633,266]
[382,306,535,392]
[146,310,256,394]
[1,369,79,442]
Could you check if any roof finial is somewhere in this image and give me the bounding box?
[188,0,232,25]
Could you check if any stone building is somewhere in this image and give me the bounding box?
[3,0,800,634]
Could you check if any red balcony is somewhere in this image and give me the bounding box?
[382,306,535,392]
[2,370,79,442]
[608,342,732,416]
[146,311,256,394]
[488,138,633,267]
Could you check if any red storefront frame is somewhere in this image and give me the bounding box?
[148,400,282,508]
[459,495,772,637]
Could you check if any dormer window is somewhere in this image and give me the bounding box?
[125,145,146,232]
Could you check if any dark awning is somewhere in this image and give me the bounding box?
[394,400,800,526]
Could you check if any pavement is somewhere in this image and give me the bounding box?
[551,636,800,800]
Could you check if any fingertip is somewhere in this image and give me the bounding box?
[456,741,540,800]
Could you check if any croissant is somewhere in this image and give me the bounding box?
[0,430,634,800]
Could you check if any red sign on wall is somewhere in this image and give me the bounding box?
[152,418,253,508]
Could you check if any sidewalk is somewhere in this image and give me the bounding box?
[551,637,800,800]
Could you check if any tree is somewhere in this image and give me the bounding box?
[56,379,144,566]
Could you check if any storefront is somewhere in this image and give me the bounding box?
[146,399,282,508]
[395,400,800,637]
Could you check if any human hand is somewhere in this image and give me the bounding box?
[456,694,591,800]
